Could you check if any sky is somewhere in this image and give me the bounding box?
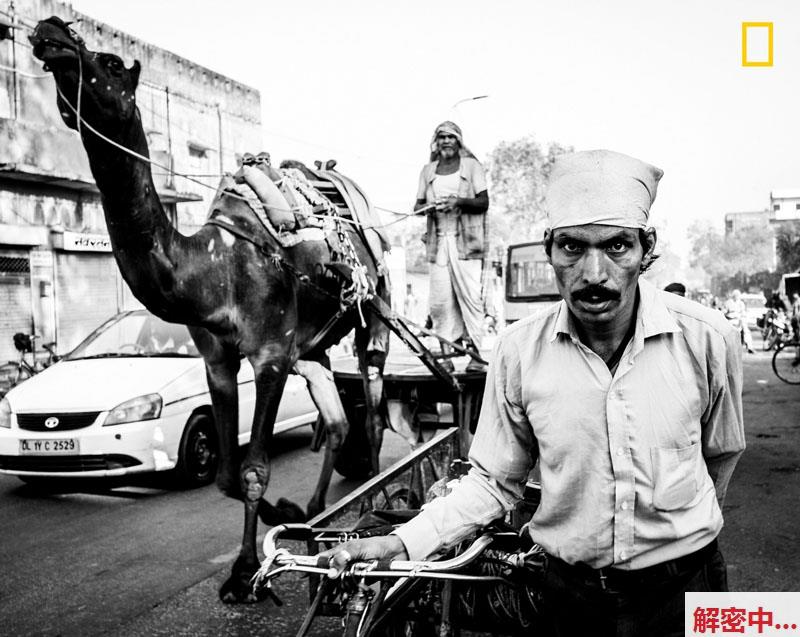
[63,0,800,260]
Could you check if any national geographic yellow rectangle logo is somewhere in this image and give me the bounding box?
[742,22,773,66]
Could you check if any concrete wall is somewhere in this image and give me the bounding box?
[0,0,263,233]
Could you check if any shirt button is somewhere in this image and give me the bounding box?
[616,447,625,456]
[621,501,629,510]
[619,551,627,561]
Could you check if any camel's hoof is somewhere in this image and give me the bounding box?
[257,497,307,525]
[219,569,262,605]
[219,579,263,604]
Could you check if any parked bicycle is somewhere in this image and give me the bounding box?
[772,338,800,385]
[255,520,546,637]
[0,333,59,397]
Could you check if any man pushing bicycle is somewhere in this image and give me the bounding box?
[322,150,746,637]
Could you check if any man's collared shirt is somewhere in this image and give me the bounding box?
[394,278,745,570]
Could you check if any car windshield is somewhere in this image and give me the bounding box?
[743,297,765,310]
[65,311,200,360]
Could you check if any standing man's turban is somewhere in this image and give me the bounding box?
[545,150,663,230]
[429,121,476,161]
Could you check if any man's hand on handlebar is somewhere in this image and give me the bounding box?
[319,534,409,578]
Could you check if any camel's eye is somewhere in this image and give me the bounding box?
[105,56,123,74]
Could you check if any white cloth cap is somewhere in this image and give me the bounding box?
[545,150,663,229]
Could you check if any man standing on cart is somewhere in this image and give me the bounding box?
[415,121,489,371]
[327,149,746,637]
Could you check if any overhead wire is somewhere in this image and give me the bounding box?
[55,75,419,230]
[10,11,422,229]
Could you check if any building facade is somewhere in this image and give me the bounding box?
[769,189,800,222]
[0,0,262,362]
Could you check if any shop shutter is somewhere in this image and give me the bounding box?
[55,253,120,352]
[0,251,33,364]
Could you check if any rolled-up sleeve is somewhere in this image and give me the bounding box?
[393,338,537,560]
[701,327,746,506]
[469,158,487,194]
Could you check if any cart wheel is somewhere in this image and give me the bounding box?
[373,486,421,511]
[362,579,439,637]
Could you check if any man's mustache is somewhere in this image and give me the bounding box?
[572,285,621,303]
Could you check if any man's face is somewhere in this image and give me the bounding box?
[436,133,459,159]
[547,224,653,330]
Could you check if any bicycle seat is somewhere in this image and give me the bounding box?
[13,333,33,353]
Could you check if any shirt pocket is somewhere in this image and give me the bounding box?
[651,442,700,511]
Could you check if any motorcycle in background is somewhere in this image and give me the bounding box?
[760,309,792,351]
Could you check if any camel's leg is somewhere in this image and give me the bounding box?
[354,309,389,476]
[189,328,241,498]
[221,346,296,604]
[294,357,349,518]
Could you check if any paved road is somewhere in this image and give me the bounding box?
[1,341,798,636]
[0,427,409,637]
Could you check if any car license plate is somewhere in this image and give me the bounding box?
[19,439,79,454]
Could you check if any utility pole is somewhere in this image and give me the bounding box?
[9,0,19,120]
[164,87,173,188]
[216,104,223,175]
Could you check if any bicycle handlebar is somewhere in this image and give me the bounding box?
[255,524,515,590]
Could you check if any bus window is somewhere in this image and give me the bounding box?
[504,242,562,323]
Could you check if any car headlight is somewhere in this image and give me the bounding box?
[103,393,162,426]
[0,397,11,429]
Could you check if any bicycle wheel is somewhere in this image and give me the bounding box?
[772,342,800,385]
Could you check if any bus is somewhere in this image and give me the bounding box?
[503,241,562,324]
[783,273,800,301]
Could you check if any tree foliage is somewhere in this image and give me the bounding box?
[687,220,778,295]
[775,220,800,274]
[486,137,572,256]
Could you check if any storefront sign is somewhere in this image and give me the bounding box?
[59,231,112,252]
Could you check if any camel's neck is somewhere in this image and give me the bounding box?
[81,111,188,318]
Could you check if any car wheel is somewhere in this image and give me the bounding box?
[174,413,219,488]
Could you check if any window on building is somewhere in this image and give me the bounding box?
[795,203,800,210]
[773,204,780,212]
[0,255,30,276]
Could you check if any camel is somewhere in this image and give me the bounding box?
[30,17,390,603]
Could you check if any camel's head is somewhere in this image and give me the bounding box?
[30,17,141,136]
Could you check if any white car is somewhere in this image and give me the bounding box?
[0,310,318,487]
[741,293,767,330]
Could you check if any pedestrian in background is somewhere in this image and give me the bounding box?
[724,289,755,354]
[415,121,489,371]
